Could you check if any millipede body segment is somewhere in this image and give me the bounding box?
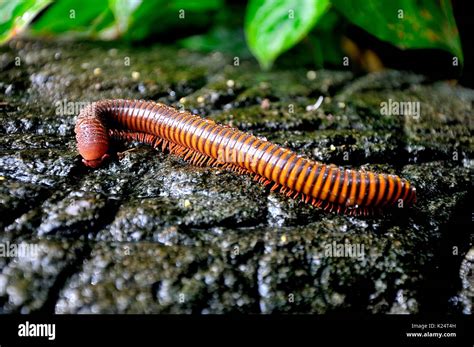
[75,99,416,215]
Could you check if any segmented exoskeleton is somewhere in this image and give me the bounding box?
[75,99,417,215]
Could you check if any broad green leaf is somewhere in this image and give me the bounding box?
[119,0,173,41]
[245,0,330,69]
[97,0,142,39]
[31,0,112,36]
[332,0,463,62]
[168,0,222,11]
[0,0,51,44]
[122,0,222,41]
[109,0,141,34]
[29,0,222,41]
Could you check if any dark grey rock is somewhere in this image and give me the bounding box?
[0,39,472,314]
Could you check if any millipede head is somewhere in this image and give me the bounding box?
[82,153,110,168]
[75,112,110,168]
[76,134,110,168]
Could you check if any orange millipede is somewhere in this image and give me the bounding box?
[74,99,417,215]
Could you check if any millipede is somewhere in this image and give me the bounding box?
[74,99,416,215]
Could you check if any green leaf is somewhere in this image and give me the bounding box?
[332,0,463,62]
[122,0,222,41]
[106,0,142,35]
[30,0,222,41]
[168,0,222,11]
[31,0,112,36]
[0,0,52,44]
[245,0,330,69]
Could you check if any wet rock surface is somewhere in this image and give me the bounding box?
[0,40,472,313]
